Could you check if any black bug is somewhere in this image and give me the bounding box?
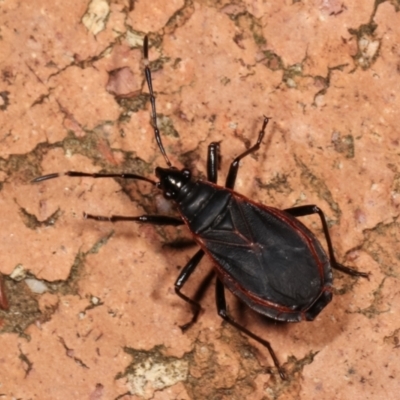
[33,36,368,379]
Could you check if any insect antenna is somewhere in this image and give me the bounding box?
[143,35,172,168]
[32,171,157,184]
[32,38,170,185]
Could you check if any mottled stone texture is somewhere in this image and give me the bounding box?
[0,0,399,399]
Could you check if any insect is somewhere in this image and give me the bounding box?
[33,36,369,379]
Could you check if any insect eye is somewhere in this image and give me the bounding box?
[182,169,191,180]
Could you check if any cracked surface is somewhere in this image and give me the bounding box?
[0,0,400,399]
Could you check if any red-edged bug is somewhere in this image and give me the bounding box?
[33,36,369,379]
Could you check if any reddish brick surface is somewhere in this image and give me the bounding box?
[0,1,399,399]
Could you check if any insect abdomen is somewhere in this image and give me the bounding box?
[197,193,332,312]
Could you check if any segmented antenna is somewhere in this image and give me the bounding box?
[143,36,172,167]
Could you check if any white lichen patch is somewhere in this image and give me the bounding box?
[126,358,189,399]
[126,30,144,48]
[82,0,110,35]
[25,278,48,294]
[357,35,380,69]
[10,264,27,281]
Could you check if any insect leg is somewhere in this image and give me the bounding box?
[84,213,184,225]
[284,205,369,278]
[143,36,172,167]
[215,278,287,380]
[174,249,205,331]
[225,117,270,190]
[32,171,157,186]
[207,142,220,183]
